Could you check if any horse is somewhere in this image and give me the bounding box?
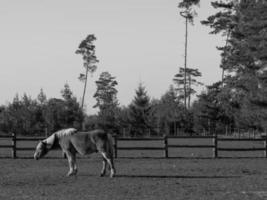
[34,128,115,178]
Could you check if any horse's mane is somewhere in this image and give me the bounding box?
[55,128,77,138]
[43,128,77,148]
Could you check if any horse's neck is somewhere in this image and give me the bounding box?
[44,134,56,147]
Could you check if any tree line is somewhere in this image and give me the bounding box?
[1,0,267,136]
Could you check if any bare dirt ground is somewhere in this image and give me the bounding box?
[1,157,267,200]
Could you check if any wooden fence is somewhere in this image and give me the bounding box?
[0,134,45,158]
[113,135,267,158]
[0,134,267,158]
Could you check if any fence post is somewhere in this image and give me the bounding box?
[164,135,168,158]
[213,134,218,158]
[114,135,118,159]
[12,133,16,159]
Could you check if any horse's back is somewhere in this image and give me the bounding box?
[69,129,110,155]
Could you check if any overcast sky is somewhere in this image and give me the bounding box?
[0,0,225,113]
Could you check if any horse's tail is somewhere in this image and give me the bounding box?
[107,133,114,159]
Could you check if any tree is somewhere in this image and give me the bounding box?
[193,82,235,134]
[201,0,267,131]
[178,0,200,108]
[173,67,203,108]
[76,34,99,109]
[61,83,84,129]
[37,88,47,105]
[61,83,73,101]
[201,0,236,81]
[128,84,155,136]
[93,72,119,131]
[44,98,66,132]
[220,0,267,129]
[154,85,183,135]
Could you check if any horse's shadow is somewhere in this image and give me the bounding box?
[115,174,240,179]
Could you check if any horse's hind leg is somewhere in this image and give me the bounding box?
[101,152,115,178]
[73,154,78,175]
[100,158,107,177]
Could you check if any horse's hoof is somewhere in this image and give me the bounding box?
[109,169,115,178]
[66,172,76,177]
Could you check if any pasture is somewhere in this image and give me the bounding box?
[1,157,267,199]
[1,137,267,199]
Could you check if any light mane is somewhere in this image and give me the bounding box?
[44,134,56,146]
[55,128,78,138]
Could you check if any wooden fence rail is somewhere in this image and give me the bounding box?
[114,135,267,158]
[0,134,267,158]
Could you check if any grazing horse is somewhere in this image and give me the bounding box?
[34,128,115,178]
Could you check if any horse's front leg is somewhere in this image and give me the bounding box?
[65,151,77,176]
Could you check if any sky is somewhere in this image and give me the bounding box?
[0,0,225,113]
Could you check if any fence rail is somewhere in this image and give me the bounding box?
[114,135,267,158]
[1,133,267,158]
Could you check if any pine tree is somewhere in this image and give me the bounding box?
[61,83,73,101]
[76,34,99,109]
[203,0,267,130]
[59,84,83,129]
[37,88,47,105]
[178,0,200,108]
[93,71,119,130]
[128,84,154,136]
[201,0,236,81]
[155,85,182,135]
[173,67,202,108]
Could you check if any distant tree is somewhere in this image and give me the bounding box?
[83,114,98,130]
[154,85,182,135]
[0,106,12,133]
[115,106,131,135]
[76,34,99,109]
[60,83,84,130]
[173,67,203,108]
[93,72,119,131]
[44,98,65,132]
[0,86,83,135]
[3,94,41,135]
[178,0,200,108]
[37,88,47,105]
[192,82,235,134]
[128,84,155,136]
[61,83,73,101]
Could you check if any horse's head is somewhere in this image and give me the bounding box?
[34,141,48,160]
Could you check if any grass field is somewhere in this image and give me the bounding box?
[1,137,267,199]
[1,157,267,199]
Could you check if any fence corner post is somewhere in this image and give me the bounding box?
[12,133,16,159]
[164,135,168,158]
[213,134,218,159]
